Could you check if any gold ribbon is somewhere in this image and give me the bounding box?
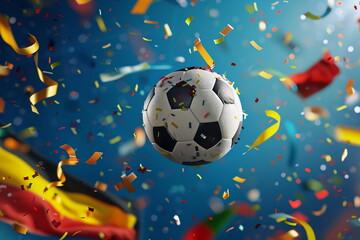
[246,110,281,152]
[43,144,78,193]
[29,53,59,113]
[0,14,58,114]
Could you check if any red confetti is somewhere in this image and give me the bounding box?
[255,98,259,103]
[288,199,302,208]
[315,189,329,200]
[231,63,236,66]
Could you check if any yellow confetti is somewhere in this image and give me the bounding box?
[312,204,327,216]
[196,174,202,179]
[336,105,348,111]
[233,176,246,183]
[326,138,332,144]
[102,43,111,49]
[284,220,297,226]
[254,2,258,11]
[50,61,62,70]
[258,71,273,79]
[144,20,158,24]
[194,38,215,68]
[164,23,172,37]
[245,110,280,153]
[220,24,234,36]
[185,16,193,26]
[12,223,28,235]
[117,104,122,112]
[142,37,152,41]
[222,189,230,199]
[341,148,348,162]
[131,0,152,14]
[213,37,225,44]
[250,40,262,50]
[95,16,107,32]
[335,125,360,146]
[59,232,68,240]
[43,145,78,193]
[94,81,99,88]
[109,136,121,144]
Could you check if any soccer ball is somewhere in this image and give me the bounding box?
[142,67,243,165]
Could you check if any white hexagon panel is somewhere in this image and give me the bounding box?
[166,109,199,141]
[172,141,206,164]
[218,104,242,139]
[146,93,171,127]
[183,68,217,90]
[190,90,223,123]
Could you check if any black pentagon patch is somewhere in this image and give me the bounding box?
[182,160,210,166]
[212,79,235,104]
[167,81,195,109]
[153,126,177,152]
[143,88,155,111]
[231,123,242,147]
[194,122,222,149]
[175,67,205,72]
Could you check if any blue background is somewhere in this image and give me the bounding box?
[0,0,359,239]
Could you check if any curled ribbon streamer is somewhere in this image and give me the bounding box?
[43,144,78,193]
[0,14,58,114]
[269,213,316,240]
[246,110,281,152]
[0,15,39,55]
[304,0,334,20]
[29,53,59,113]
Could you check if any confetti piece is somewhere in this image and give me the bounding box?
[225,226,234,233]
[95,16,107,32]
[142,37,152,41]
[213,37,225,44]
[288,199,302,208]
[85,152,103,165]
[315,189,329,200]
[222,189,230,199]
[312,204,327,216]
[233,176,246,183]
[1,123,12,128]
[196,174,202,179]
[303,0,334,20]
[12,223,28,235]
[75,0,92,4]
[0,65,9,76]
[114,172,137,193]
[164,23,172,37]
[341,148,348,162]
[245,110,280,152]
[190,0,198,6]
[50,61,62,70]
[258,71,273,79]
[304,106,329,121]
[259,20,266,31]
[144,20,158,24]
[101,43,111,49]
[59,232,68,240]
[19,127,37,139]
[220,24,234,36]
[335,125,360,146]
[109,136,121,144]
[131,0,152,14]
[250,40,262,50]
[117,104,122,112]
[95,181,108,191]
[99,62,171,82]
[185,16,193,26]
[173,215,181,225]
[269,213,316,240]
[194,38,215,68]
[0,98,4,113]
[254,2,258,11]
[43,145,78,192]
[345,79,355,95]
[336,105,347,111]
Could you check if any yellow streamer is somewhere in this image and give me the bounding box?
[270,213,316,240]
[246,110,280,152]
[194,38,215,68]
[334,125,360,146]
[0,14,58,114]
[43,144,78,193]
[29,53,59,114]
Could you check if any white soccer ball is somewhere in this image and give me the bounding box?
[142,67,243,165]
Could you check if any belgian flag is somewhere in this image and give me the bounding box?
[0,127,139,239]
